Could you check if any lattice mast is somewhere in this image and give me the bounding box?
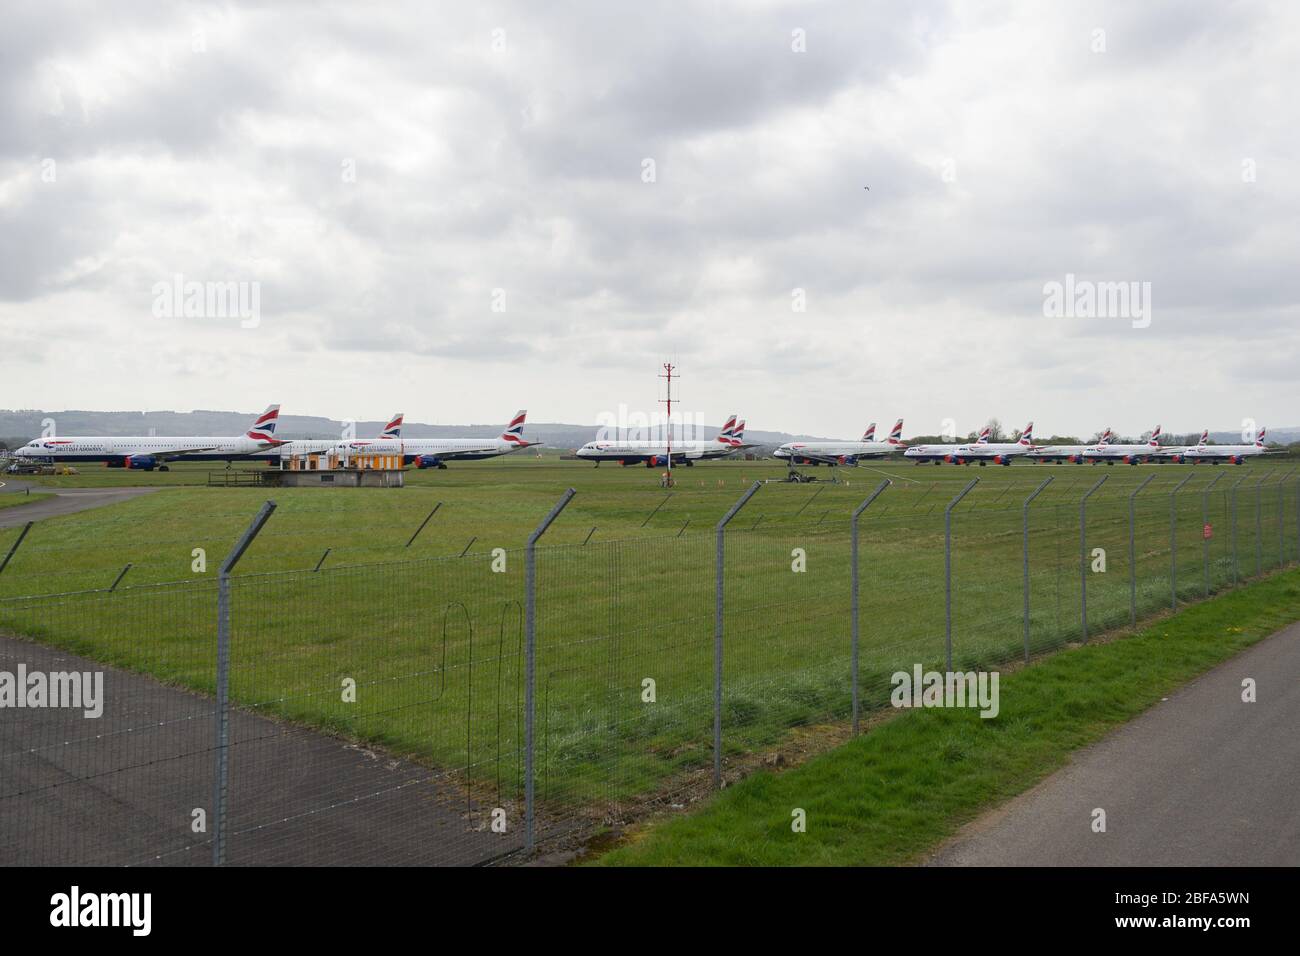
[659,362,676,486]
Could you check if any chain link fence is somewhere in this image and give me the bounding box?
[1,468,1297,865]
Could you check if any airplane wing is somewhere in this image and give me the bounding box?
[437,445,508,460]
[150,446,225,461]
[785,451,855,465]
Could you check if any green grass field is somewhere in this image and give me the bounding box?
[1,457,1296,829]
[594,565,1300,866]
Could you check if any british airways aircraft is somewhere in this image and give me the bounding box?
[290,410,540,469]
[773,419,906,465]
[1168,427,1274,464]
[576,415,750,466]
[905,422,1037,465]
[1029,428,1112,464]
[250,412,406,461]
[12,406,284,471]
[1081,425,1163,464]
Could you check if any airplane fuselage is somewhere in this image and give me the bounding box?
[773,440,904,464]
[576,440,740,464]
[1082,444,1159,463]
[14,436,274,466]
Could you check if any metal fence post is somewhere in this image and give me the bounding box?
[405,502,442,548]
[213,499,276,867]
[525,487,576,853]
[1201,471,1225,597]
[1170,472,1196,610]
[1254,475,1267,576]
[1021,477,1054,663]
[640,493,672,527]
[944,478,979,672]
[851,480,891,733]
[1230,474,1249,583]
[714,481,762,789]
[0,521,33,577]
[1128,474,1156,625]
[108,563,132,592]
[1079,476,1108,641]
[1278,470,1296,566]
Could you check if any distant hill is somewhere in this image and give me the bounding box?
[0,409,835,453]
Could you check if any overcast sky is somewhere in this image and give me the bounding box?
[1,0,1296,438]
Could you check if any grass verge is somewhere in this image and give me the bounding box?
[593,565,1300,866]
[0,492,53,511]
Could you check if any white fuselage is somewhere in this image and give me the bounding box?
[954,441,1034,460]
[1029,444,1096,462]
[257,437,525,463]
[1177,443,1268,462]
[576,439,739,462]
[14,435,273,463]
[1082,443,1159,462]
[905,441,1032,463]
[773,440,904,463]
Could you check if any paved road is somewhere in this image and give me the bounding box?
[0,634,517,866]
[0,479,157,528]
[929,621,1300,866]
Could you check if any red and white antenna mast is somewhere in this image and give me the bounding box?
[658,362,676,487]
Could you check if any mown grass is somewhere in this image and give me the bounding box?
[0,459,1295,816]
[594,565,1300,865]
[0,492,52,511]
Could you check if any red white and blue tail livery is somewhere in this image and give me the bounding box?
[774,417,908,466]
[905,420,1034,465]
[577,413,753,467]
[380,413,404,440]
[245,405,282,444]
[1083,424,1163,464]
[13,403,286,471]
[1175,426,1274,464]
[500,410,532,447]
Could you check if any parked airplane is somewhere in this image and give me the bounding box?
[12,406,284,471]
[401,410,541,468]
[1171,427,1273,464]
[298,410,540,468]
[1151,429,1208,462]
[904,426,991,464]
[905,422,1035,466]
[576,415,750,466]
[1082,425,1163,464]
[773,419,906,465]
[1029,429,1112,464]
[251,412,407,462]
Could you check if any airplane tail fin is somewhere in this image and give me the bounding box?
[1148,424,1162,447]
[1098,428,1112,447]
[1019,421,1034,445]
[715,414,738,444]
[732,420,747,446]
[861,422,877,442]
[380,413,404,440]
[887,418,904,444]
[1256,426,1266,447]
[1198,428,1208,447]
[975,426,991,445]
[246,405,282,444]
[500,410,529,446]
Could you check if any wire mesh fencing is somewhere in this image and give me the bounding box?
[0,469,1297,866]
